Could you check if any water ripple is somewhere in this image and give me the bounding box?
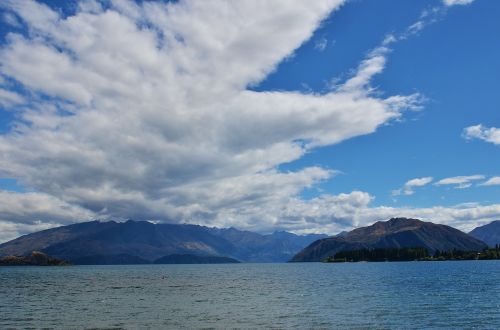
[0,262,499,329]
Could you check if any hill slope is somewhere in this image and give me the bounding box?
[469,221,500,247]
[291,218,488,262]
[0,220,325,263]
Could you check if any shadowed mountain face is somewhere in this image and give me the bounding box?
[0,220,326,263]
[208,228,327,262]
[469,221,500,247]
[291,218,488,262]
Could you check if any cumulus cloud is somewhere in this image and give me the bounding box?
[443,0,475,6]
[3,187,500,243]
[356,202,500,234]
[0,0,427,239]
[0,190,94,224]
[0,190,95,242]
[435,175,485,189]
[392,177,433,196]
[270,191,500,235]
[463,124,500,145]
[480,177,500,186]
[0,221,58,245]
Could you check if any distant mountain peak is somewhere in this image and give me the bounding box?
[469,220,500,247]
[344,217,427,243]
[291,218,487,262]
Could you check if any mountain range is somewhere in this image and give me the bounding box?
[290,218,488,262]
[1,218,497,264]
[0,220,326,263]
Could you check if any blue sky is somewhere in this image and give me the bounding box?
[257,0,500,207]
[0,0,498,241]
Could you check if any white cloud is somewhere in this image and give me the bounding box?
[2,11,21,28]
[357,202,500,234]
[480,177,500,186]
[229,191,500,235]
[463,124,500,145]
[393,176,433,196]
[314,36,328,51]
[381,5,444,46]
[2,188,499,243]
[435,175,485,189]
[0,190,95,224]
[0,221,59,245]
[443,0,475,6]
[0,88,24,106]
[0,0,429,240]
[340,46,389,92]
[0,190,96,242]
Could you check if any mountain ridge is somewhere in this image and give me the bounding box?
[469,220,500,247]
[291,218,488,262]
[0,220,326,263]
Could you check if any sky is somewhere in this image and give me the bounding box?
[0,0,499,242]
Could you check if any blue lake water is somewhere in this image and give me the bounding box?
[1,261,499,329]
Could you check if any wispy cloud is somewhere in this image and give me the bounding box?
[383,0,475,49]
[435,175,485,189]
[442,0,475,7]
[314,36,329,51]
[463,124,500,145]
[480,177,500,186]
[392,177,433,196]
[381,5,444,46]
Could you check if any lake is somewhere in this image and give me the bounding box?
[1,261,499,329]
